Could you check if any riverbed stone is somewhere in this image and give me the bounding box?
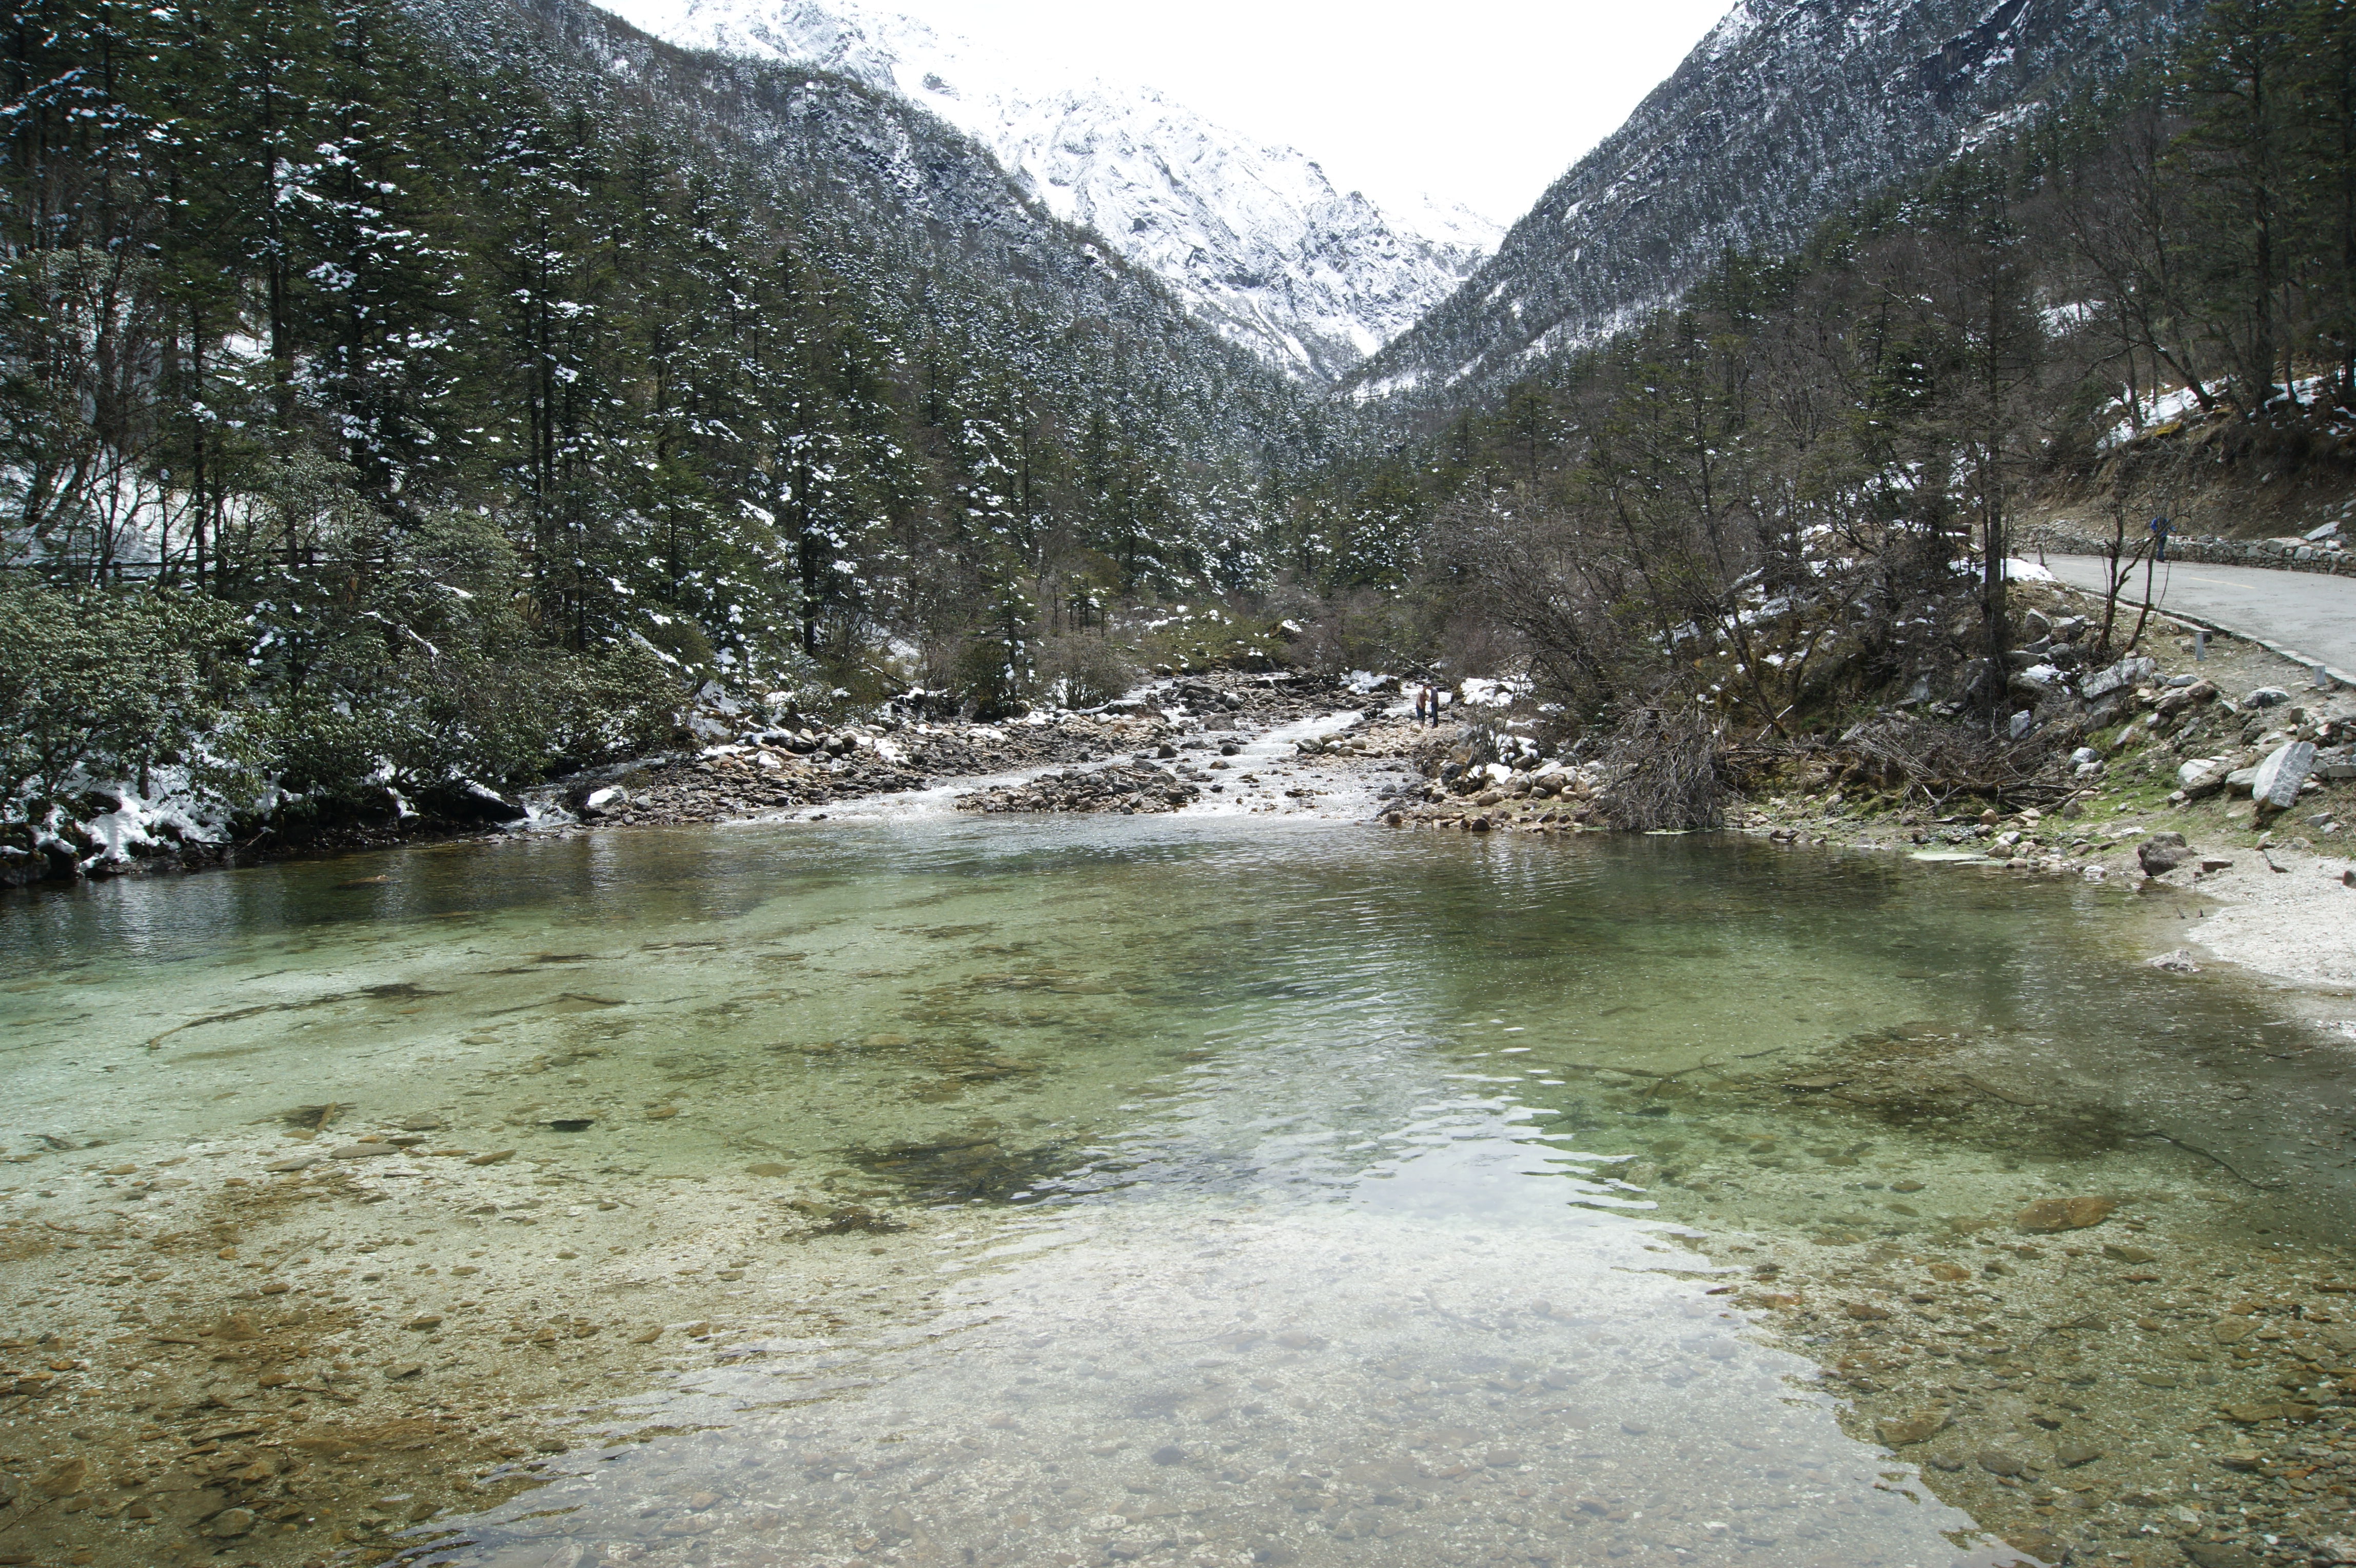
[34,1457,87,1497]
[1992,1528,2065,1565]
[2182,1542,2264,1568]
[2016,1197,2117,1232]
[1976,1445,2029,1476]
[1874,1410,1949,1445]
[2223,1401,2301,1423]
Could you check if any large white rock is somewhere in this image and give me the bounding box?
[2249,741,2318,813]
[2080,656,2156,701]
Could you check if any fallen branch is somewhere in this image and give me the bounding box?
[2129,1128,2275,1189]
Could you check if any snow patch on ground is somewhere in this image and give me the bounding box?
[1458,675,1531,708]
[7,762,239,879]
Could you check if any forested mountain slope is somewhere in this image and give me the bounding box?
[2,0,1321,846]
[421,0,1314,486]
[1348,0,2207,420]
[600,0,1500,382]
[1312,0,2356,753]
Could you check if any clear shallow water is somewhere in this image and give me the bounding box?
[3,820,2345,1566]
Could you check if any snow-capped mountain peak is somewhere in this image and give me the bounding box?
[594,0,1499,382]
[1349,0,2206,415]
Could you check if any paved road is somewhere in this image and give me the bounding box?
[2041,554,2356,685]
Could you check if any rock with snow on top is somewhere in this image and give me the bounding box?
[581,786,629,819]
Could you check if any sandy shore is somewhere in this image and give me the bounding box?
[2185,852,2356,996]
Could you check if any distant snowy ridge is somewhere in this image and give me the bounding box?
[1348,0,2209,417]
[593,0,1499,382]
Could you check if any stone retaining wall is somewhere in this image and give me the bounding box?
[2032,529,2356,577]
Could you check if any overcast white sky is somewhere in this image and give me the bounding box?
[879,0,1735,224]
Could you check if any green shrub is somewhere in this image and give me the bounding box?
[950,634,1031,719]
[0,582,249,819]
[1037,634,1137,708]
[263,639,682,808]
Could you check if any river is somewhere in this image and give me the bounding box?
[2,815,2349,1567]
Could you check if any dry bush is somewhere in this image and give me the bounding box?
[1727,715,2075,812]
[1598,707,1725,832]
[1843,716,2076,809]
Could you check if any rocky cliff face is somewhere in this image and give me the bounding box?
[1347,0,2207,417]
[593,0,1499,382]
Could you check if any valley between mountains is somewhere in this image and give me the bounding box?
[10,1,2356,1566]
